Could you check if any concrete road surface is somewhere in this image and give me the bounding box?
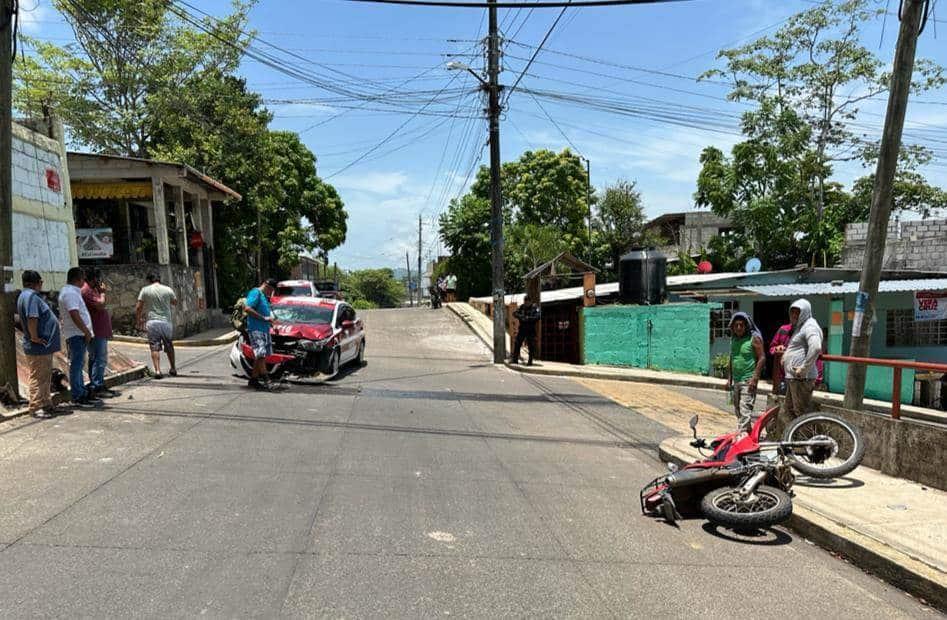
[0,309,937,617]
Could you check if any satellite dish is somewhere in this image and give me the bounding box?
[745,257,762,273]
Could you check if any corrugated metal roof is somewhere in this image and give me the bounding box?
[739,279,947,297]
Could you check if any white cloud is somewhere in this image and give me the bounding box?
[333,171,409,195]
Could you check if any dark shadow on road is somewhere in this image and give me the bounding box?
[701,523,793,546]
[100,405,655,449]
[793,476,865,490]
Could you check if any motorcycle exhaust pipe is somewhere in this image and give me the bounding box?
[665,467,739,489]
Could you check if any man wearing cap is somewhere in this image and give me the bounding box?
[244,278,278,390]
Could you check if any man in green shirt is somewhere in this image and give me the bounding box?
[728,311,765,431]
[135,273,178,379]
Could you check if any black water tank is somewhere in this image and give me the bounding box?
[619,248,667,305]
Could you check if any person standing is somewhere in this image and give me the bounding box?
[135,273,178,379]
[17,271,62,418]
[782,299,823,420]
[769,323,793,394]
[728,312,766,431]
[244,278,277,390]
[511,300,541,366]
[445,273,458,303]
[59,267,99,408]
[82,268,116,397]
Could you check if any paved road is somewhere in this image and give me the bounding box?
[0,309,936,617]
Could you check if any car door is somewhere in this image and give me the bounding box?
[337,305,357,362]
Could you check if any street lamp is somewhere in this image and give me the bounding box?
[446,61,487,86]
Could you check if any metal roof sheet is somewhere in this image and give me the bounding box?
[739,279,947,297]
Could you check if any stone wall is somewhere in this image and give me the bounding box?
[10,121,77,290]
[97,263,208,337]
[840,220,947,272]
[582,302,720,374]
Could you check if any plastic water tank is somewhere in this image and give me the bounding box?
[619,248,667,305]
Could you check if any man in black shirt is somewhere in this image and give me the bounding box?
[511,300,541,366]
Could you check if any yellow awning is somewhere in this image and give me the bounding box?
[72,181,153,200]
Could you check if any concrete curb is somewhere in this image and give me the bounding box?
[112,330,238,347]
[659,438,947,612]
[1,364,148,423]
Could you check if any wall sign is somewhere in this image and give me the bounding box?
[77,228,114,259]
[914,291,947,322]
[45,168,61,192]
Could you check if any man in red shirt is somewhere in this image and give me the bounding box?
[82,268,117,397]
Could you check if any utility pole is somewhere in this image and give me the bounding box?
[417,214,422,306]
[0,0,18,400]
[487,0,506,364]
[584,157,592,262]
[405,250,413,307]
[844,0,926,409]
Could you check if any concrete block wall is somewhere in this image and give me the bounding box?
[840,221,947,272]
[10,121,77,290]
[583,302,719,374]
[97,263,209,337]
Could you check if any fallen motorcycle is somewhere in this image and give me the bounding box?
[641,406,865,530]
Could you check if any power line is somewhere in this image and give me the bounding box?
[342,0,694,7]
[504,1,570,103]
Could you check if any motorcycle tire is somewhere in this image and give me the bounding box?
[782,412,865,479]
[701,485,793,530]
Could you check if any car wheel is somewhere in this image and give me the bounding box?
[356,339,366,366]
[327,348,340,377]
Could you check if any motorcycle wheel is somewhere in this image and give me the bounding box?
[701,485,793,530]
[782,412,865,479]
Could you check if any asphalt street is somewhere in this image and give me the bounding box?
[0,308,937,617]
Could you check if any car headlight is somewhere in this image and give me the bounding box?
[300,338,330,352]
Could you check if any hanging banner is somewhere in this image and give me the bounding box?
[76,228,114,259]
[914,291,947,322]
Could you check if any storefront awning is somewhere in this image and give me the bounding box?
[72,181,153,200]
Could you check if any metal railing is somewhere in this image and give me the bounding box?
[820,354,947,420]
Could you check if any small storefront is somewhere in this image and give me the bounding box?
[67,153,240,336]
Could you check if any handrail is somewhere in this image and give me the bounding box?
[819,354,947,419]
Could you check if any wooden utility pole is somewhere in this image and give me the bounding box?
[417,214,422,305]
[487,0,506,363]
[844,0,927,409]
[0,0,18,399]
[405,251,413,307]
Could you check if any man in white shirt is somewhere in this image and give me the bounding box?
[59,267,100,407]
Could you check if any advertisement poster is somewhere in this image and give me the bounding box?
[914,291,947,322]
[76,228,114,259]
[852,290,869,337]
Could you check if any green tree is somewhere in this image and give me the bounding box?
[704,0,944,218]
[437,194,491,300]
[590,179,662,277]
[15,0,253,157]
[341,269,405,308]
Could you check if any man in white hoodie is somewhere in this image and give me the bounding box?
[782,299,823,419]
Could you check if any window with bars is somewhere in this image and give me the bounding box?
[886,309,947,346]
[711,300,739,339]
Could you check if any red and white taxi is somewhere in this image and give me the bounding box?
[230,296,365,380]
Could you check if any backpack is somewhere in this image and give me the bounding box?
[231,297,248,332]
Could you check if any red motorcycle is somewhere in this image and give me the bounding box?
[641,406,865,529]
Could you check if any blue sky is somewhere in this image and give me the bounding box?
[23,0,947,270]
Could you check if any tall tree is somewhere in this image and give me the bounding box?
[591,179,660,274]
[15,0,253,157]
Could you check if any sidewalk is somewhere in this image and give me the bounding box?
[662,437,947,610]
[447,300,947,610]
[112,326,238,347]
[445,302,947,426]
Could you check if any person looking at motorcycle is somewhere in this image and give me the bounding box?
[728,312,765,431]
[244,278,278,391]
[782,299,823,420]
